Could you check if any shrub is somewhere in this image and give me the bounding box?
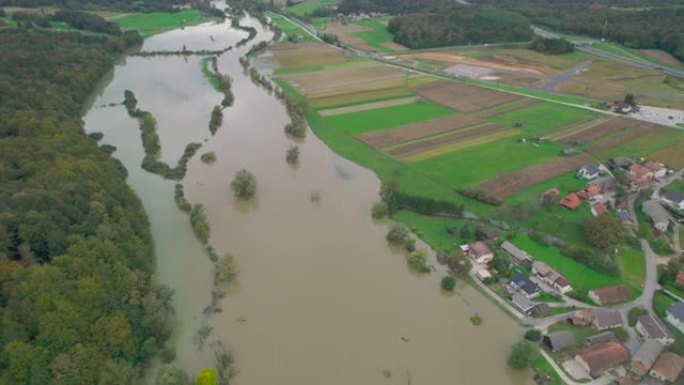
[230,169,257,199]
[508,341,539,370]
[386,224,410,245]
[614,327,629,342]
[407,249,430,273]
[628,307,647,327]
[285,145,300,164]
[441,275,456,291]
[201,152,217,164]
[524,329,542,342]
[371,201,388,219]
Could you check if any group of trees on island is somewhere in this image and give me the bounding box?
[0,29,173,383]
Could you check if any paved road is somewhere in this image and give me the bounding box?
[538,61,592,92]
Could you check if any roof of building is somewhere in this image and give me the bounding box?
[501,241,532,262]
[544,331,576,352]
[651,352,684,382]
[511,292,534,310]
[677,271,684,284]
[643,200,670,224]
[485,229,500,239]
[583,183,602,197]
[511,273,541,296]
[594,309,623,328]
[577,342,629,374]
[664,189,684,204]
[617,210,633,223]
[532,261,552,276]
[632,339,665,369]
[561,193,582,210]
[613,157,634,168]
[589,284,630,304]
[638,313,673,341]
[644,161,664,173]
[469,241,492,257]
[554,275,571,288]
[581,164,601,175]
[667,302,684,323]
[592,202,608,216]
[543,187,560,197]
[586,331,616,347]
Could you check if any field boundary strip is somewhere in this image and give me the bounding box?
[318,96,419,116]
[387,123,507,158]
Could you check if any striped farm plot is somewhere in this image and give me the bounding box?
[413,80,521,113]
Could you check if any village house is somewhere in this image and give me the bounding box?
[510,273,541,299]
[666,302,684,333]
[631,339,665,375]
[644,161,667,179]
[560,193,582,210]
[677,271,684,289]
[574,342,630,378]
[636,313,675,345]
[617,210,634,226]
[662,189,684,211]
[501,241,532,263]
[592,309,623,330]
[578,182,603,201]
[612,157,634,170]
[510,292,536,315]
[476,268,492,282]
[468,241,494,264]
[629,163,653,191]
[570,309,596,326]
[591,202,608,217]
[588,284,630,305]
[578,164,601,180]
[586,331,616,347]
[642,200,671,232]
[484,229,500,240]
[543,331,576,353]
[650,352,684,383]
[532,261,572,293]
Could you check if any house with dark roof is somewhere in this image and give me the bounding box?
[575,342,630,378]
[666,302,684,333]
[510,273,541,299]
[543,331,576,353]
[578,164,601,180]
[612,157,634,169]
[662,189,684,211]
[532,261,572,294]
[636,313,674,345]
[586,331,616,347]
[650,352,684,383]
[631,339,665,375]
[588,284,630,305]
[642,200,671,232]
[592,309,623,330]
[617,210,634,226]
[560,193,582,210]
[501,241,532,263]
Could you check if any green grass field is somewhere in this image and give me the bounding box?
[391,211,476,255]
[489,102,598,137]
[110,10,217,38]
[510,234,624,294]
[285,0,338,16]
[351,17,396,53]
[318,101,454,136]
[597,128,684,161]
[668,179,684,195]
[616,248,645,287]
[266,12,316,43]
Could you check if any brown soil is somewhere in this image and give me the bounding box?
[475,98,541,119]
[268,43,347,68]
[476,154,595,200]
[324,22,376,52]
[357,114,484,148]
[584,122,656,154]
[413,81,520,113]
[318,97,418,116]
[649,137,684,168]
[283,63,404,94]
[557,117,640,144]
[388,123,505,158]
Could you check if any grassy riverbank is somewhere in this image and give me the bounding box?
[110,9,219,38]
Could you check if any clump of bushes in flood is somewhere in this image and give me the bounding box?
[285,145,299,164]
[209,106,223,135]
[231,169,257,199]
[201,151,217,164]
[190,204,211,245]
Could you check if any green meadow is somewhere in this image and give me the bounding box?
[351,17,396,53]
[489,101,598,137]
[266,12,316,42]
[110,10,217,37]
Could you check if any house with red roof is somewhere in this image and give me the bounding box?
[578,183,603,201]
[591,202,608,217]
[560,193,581,210]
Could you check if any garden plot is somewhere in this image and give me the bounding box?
[318,96,419,116]
[357,114,484,148]
[387,123,506,158]
[558,117,641,144]
[649,137,684,168]
[476,154,595,200]
[475,98,541,119]
[282,62,406,94]
[268,43,347,68]
[584,122,656,154]
[413,80,520,112]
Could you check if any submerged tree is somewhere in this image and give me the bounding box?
[230,169,257,199]
[508,341,538,370]
[285,145,299,164]
[156,364,190,385]
[215,253,238,285]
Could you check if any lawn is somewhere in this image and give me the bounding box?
[391,211,465,254]
[510,234,625,294]
[533,355,564,385]
[109,9,217,38]
[668,179,684,195]
[317,100,454,136]
[654,291,678,317]
[489,102,598,137]
[351,17,396,53]
[266,12,316,43]
[616,248,646,287]
[411,136,565,188]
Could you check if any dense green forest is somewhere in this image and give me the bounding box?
[0,29,172,383]
[0,0,180,12]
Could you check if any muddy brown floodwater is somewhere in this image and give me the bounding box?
[83,7,532,385]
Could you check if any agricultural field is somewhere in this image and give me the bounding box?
[283,0,338,15]
[324,16,406,53]
[109,10,218,37]
[266,12,317,43]
[268,42,350,70]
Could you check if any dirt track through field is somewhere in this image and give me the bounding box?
[318,97,419,116]
[557,117,640,144]
[357,114,484,148]
[476,154,595,200]
[414,80,520,113]
[387,123,505,158]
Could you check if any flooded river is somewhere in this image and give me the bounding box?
[83,9,531,385]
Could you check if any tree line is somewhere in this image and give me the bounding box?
[0,29,173,383]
